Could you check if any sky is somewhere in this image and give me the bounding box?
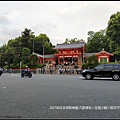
[0,1,120,47]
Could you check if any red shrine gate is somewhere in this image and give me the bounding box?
[53,43,85,68]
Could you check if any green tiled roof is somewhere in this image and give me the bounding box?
[84,53,98,57]
[53,43,84,49]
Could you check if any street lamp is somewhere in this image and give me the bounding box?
[33,40,34,53]
[30,31,34,53]
[82,41,85,63]
[7,46,11,71]
[42,45,44,64]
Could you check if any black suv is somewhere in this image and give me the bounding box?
[81,64,120,81]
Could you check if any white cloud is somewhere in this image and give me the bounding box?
[0,1,120,46]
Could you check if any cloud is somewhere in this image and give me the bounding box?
[32,22,58,36]
[0,15,10,26]
[0,1,120,47]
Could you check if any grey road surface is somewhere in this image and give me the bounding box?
[0,73,120,119]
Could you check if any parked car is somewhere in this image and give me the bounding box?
[81,64,120,81]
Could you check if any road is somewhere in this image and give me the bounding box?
[0,73,120,119]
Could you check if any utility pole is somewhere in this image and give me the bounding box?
[83,41,84,63]
[42,45,44,64]
[31,31,35,54]
[33,40,34,53]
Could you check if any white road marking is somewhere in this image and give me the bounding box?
[11,74,20,76]
[3,87,6,88]
[79,76,84,78]
[67,76,84,79]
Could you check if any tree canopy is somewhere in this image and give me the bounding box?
[0,28,56,68]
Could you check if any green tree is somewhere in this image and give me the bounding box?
[86,30,109,53]
[21,47,30,64]
[106,11,120,60]
[0,28,56,67]
[13,55,20,67]
[83,55,99,68]
[21,28,34,48]
[63,38,85,44]
[34,33,56,54]
[29,54,39,65]
[0,44,7,67]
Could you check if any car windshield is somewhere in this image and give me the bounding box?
[94,65,104,70]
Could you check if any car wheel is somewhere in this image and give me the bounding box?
[85,73,93,80]
[112,74,120,81]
